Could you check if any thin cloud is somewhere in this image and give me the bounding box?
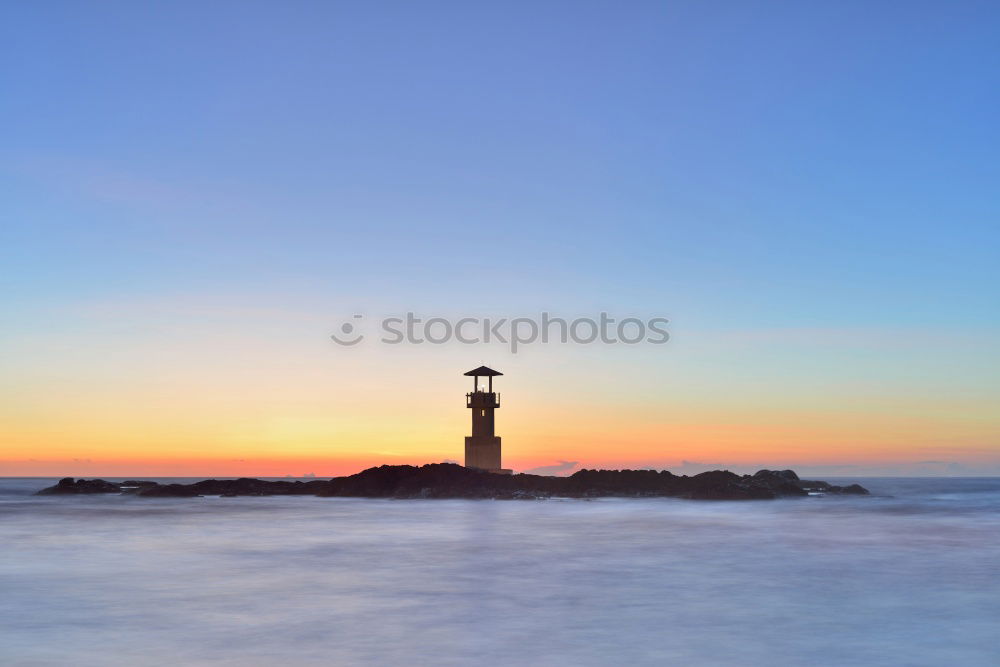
[523,460,579,476]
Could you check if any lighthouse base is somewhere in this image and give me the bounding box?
[465,436,505,473]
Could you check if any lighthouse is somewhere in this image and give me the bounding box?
[464,366,512,474]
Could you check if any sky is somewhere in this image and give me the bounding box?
[2,1,998,477]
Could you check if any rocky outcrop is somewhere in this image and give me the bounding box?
[36,477,121,494]
[36,464,869,500]
[751,469,808,496]
[797,477,871,495]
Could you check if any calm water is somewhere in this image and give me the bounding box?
[1,477,998,666]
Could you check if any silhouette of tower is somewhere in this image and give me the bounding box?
[464,366,511,474]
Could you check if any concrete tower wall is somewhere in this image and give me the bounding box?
[471,407,495,438]
[465,436,502,470]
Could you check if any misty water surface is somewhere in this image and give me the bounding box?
[1,477,998,666]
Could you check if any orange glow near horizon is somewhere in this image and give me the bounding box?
[3,310,998,478]
[4,404,998,477]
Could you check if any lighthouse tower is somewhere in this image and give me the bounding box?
[464,366,511,474]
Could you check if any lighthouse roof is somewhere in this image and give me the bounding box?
[464,365,502,377]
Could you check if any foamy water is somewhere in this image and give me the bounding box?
[2,477,998,666]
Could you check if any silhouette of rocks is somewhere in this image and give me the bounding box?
[36,477,121,494]
[137,483,201,497]
[797,478,871,495]
[119,481,159,494]
[749,470,807,497]
[136,478,331,497]
[35,465,869,500]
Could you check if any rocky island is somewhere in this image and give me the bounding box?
[37,463,868,500]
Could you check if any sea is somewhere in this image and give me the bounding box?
[1,477,998,666]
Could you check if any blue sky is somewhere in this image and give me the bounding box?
[2,2,998,474]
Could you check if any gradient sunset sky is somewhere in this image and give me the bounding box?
[2,2,998,477]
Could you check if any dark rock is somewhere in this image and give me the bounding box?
[747,470,808,497]
[753,469,799,481]
[138,483,200,498]
[119,480,159,494]
[798,479,831,491]
[36,464,869,500]
[36,478,122,494]
[797,480,870,495]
